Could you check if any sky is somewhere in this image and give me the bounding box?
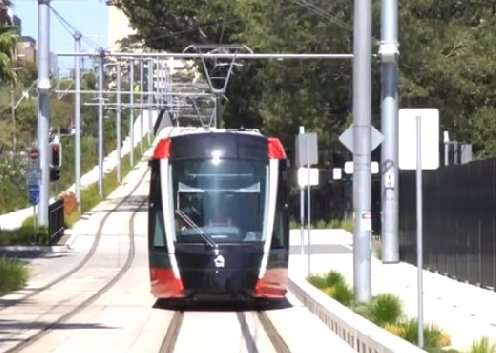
[13,0,109,76]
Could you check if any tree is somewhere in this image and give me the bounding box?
[0,26,17,85]
[117,0,496,159]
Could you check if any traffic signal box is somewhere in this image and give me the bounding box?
[49,141,61,181]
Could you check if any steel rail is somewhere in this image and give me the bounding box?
[158,311,184,353]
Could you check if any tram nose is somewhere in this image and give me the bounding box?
[176,247,263,296]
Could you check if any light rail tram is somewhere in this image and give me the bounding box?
[147,126,290,302]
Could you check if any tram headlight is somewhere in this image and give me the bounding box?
[211,150,223,165]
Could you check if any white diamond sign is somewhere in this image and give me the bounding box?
[339,125,383,153]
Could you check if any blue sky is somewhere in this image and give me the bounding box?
[13,0,109,75]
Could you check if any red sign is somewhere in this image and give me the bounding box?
[29,147,39,161]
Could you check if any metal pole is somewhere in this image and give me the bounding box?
[215,95,221,128]
[129,60,134,166]
[147,58,153,142]
[415,115,424,348]
[299,126,305,256]
[352,0,372,303]
[11,86,16,153]
[306,138,311,277]
[380,0,400,263]
[443,131,449,166]
[98,49,104,197]
[117,59,122,182]
[139,58,144,151]
[37,0,50,227]
[74,31,81,209]
[58,52,354,60]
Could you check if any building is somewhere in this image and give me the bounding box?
[12,14,21,34]
[106,3,135,50]
[17,36,36,66]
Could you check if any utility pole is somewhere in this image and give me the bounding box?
[147,58,153,142]
[74,31,81,209]
[380,0,400,263]
[139,58,144,151]
[37,0,51,227]
[116,59,122,182]
[98,48,105,197]
[10,85,16,153]
[352,0,372,303]
[129,59,134,166]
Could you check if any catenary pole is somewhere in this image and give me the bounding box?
[74,31,81,209]
[117,59,122,182]
[352,0,372,303]
[147,58,153,141]
[139,58,144,152]
[98,49,104,197]
[37,0,51,227]
[380,0,400,263]
[129,60,134,166]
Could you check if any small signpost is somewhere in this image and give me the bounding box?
[295,127,318,276]
[26,145,40,237]
[399,108,439,348]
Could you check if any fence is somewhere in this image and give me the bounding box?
[48,199,64,245]
[399,158,496,289]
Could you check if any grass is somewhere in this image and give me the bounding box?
[0,225,49,246]
[468,337,496,353]
[0,257,28,296]
[307,270,453,352]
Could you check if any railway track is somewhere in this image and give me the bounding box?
[158,308,291,353]
[1,165,149,352]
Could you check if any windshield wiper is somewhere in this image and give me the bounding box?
[176,209,218,249]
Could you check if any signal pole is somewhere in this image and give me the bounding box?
[74,31,82,209]
[380,0,400,263]
[37,0,51,227]
[352,0,372,303]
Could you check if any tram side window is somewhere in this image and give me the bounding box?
[271,210,287,248]
[150,161,166,249]
[153,214,165,248]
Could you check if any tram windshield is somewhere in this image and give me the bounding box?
[171,158,268,243]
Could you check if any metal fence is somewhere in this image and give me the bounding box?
[399,158,496,289]
[48,199,64,245]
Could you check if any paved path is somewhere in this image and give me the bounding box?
[289,229,496,352]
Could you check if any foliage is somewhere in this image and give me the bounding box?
[363,293,403,327]
[395,318,451,352]
[117,0,496,161]
[0,257,28,296]
[0,26,17,85]
[468,337,496,353]
[307,270,353,306]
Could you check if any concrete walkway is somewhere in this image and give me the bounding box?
[289,229,496,352]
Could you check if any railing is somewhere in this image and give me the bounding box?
[48,199,64,245]
[399,158,496,289]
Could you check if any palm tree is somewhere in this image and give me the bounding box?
[0,0,17,85]
[0,26,17,84]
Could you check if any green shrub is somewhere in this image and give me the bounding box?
[0,257,29,295]
[396,318,451,352]
[308,274,327,289]
[325,270,346,288]
[469,337,496,353]
[367,293,403,327]
[0,225,48,245]
[331,282,354,306]
[341,219,354,233]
